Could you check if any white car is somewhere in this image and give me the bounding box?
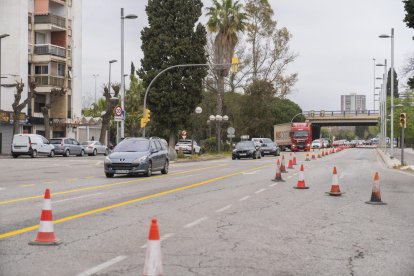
[311,139,322,148]
[81,141,109,156]
[11,134,55,158]
[175,140,201,154]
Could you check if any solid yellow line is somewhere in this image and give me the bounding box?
[0,164,271,239]
[0,164,227,205]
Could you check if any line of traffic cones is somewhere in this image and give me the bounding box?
[293,164,309,189]
[366,172,386,205]
[281,155,287,173]
[326,166,344,196]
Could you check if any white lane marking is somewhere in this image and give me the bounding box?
[269,183,278,187]
[293,173,298,176]
[242,170,258,175]
[255,188,266,194]
[0,187,5,191]
[19,184,35,188]
[215,204,232,213]
[95,161,103,166]
[184,216,208,228]
[75,255,127,276]
[53,193,103,204]
[339,175,345,179]
[239,196,250,201]
[287,176,293,179]
[140,233,175,249]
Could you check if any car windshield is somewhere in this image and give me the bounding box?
[293,130,308,137]
[236,141,254,149]
[50,139,61,144]
[177,140,192,144]
[113,139,149,152]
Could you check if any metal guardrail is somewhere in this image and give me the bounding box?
[34,14,66,28]
[305,110,379,117]
[34,44,66,58]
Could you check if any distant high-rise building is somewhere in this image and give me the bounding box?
[341,93,366,112]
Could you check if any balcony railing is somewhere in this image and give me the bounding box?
[34,44,66,58]
[34,14,66,28]
[33,75,65,87]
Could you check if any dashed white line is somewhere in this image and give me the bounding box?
[287,176,293,179]
[269,183,278,187]
[0,187,5,191]
[184,216,208,228]
[239,196,251,201]
[53,193,103,204]
[293,173,298,176]
[255,188,266,194]
[215,204,232,213]
[75,255,127,276]
[140,233,176,249]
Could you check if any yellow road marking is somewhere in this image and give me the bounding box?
[84,176,95,179]
[0,164,271,239]
[68,178,78,181]
[44,181,57,184]
[19,184,35,188]
[0,164,228,205]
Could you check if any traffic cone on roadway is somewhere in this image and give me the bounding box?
[142,218,163,276]
[29,189,61,245]
[317,151,322,158]
[272,159,285,182]
[326,166,344,196]
[281,155,287,173]
[365,172,386,205]
[322,150,325,157]
[305,153,310,161]
[294,164,309,189]
[287,158,294,169]
[312,150,316,159]
[293,154,297,165]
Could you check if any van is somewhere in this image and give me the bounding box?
[11,134,55,158]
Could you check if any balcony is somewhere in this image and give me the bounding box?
[32,75,65,92]
[34,14,66,30]
[34,44,66,58]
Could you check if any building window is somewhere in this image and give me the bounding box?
[34,94,46,113]
[58,63,65,77]
[67,95,71,118]
[35,65,48,75]
[28,63,32,75]
[35,32,46,44]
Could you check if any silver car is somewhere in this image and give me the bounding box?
[50,137,85,157]
[82,141,109,156]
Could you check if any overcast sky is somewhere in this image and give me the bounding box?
[82,0,414,111]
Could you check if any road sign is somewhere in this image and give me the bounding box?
[114,116,122,122]
[227,127,235,135]
[115,106,122,116]
[227,134,235,138]
[181,130,187,140]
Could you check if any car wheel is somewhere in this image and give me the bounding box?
[146,161,152,177]
[258,153,261,159]
[105,172,114,178]
[161,160,169,174]
[232,156,236,160]
[93,149,97,156]
[49,150,55,158]
[78,150,85,157]
[12,153,18,158]
[64,149,70,157]
[31,150,38,158]
[104,149,109,156]
[252,153,256,159]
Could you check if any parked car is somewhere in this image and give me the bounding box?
[81,141,109,156]
[322,138,331,148]
[232,141,261,160]
[311,139,322,149]
[104,137,169,178]
[50,137,85,157]
[174,139,201,154]
[258,138,280,156]
[11,134,55,158]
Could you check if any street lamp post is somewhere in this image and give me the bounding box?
[373,58,376,111]
[191,106,202,155]
[120,8,138,141]
[0,34,10,111]
[376,60,387,150]
[379,28,395,157]
[93,74,99,104]
[108,59,117,145]
[209,114,228,152]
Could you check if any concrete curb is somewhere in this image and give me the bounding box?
[376,148,400,168]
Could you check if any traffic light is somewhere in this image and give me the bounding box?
[400,112,406,129]
[231,56,239,73]
[145,108,151,122]
[140,117,146,128]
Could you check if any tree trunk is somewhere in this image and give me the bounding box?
[99,113,110,145]
[41,107,51,140]
[13,112,20,134]
[168,131,177,161]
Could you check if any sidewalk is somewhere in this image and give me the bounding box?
[377,147,414,172]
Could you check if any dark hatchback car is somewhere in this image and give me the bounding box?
[259,138,280,157]
[232,141,261,160]
[104,137,169,178]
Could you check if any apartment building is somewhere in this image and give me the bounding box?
[0,0,82,154]
[340,93,366,112]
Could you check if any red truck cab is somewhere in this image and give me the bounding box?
[290,123,312,151]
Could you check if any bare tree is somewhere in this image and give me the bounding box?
[99,83,120,145]
[12,80,36,135]
[41,87,65,140]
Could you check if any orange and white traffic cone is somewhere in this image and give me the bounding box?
[29,189,61,245]
[312,150,316,159]
[281,155,287,173]
[317,151,322,158]
[293,164,309,189]
[365,172,386,205]
[326,166,344,196]
[272,159,285,182]
[287,158,294,169]
[142,218,163,276]
[305,153,310,161]
[322,150,325,157]
[293,154,297,165]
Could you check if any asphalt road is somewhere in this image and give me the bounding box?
[0,149,413,275]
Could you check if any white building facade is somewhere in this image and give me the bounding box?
[340,93,366,112]
[0,0,82,154]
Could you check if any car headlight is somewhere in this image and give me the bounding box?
[104,156,112,163]
[134,155,148,163]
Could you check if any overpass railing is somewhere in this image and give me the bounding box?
[305,110,379,117]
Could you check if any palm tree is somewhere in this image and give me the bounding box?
[207,0,247,149]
